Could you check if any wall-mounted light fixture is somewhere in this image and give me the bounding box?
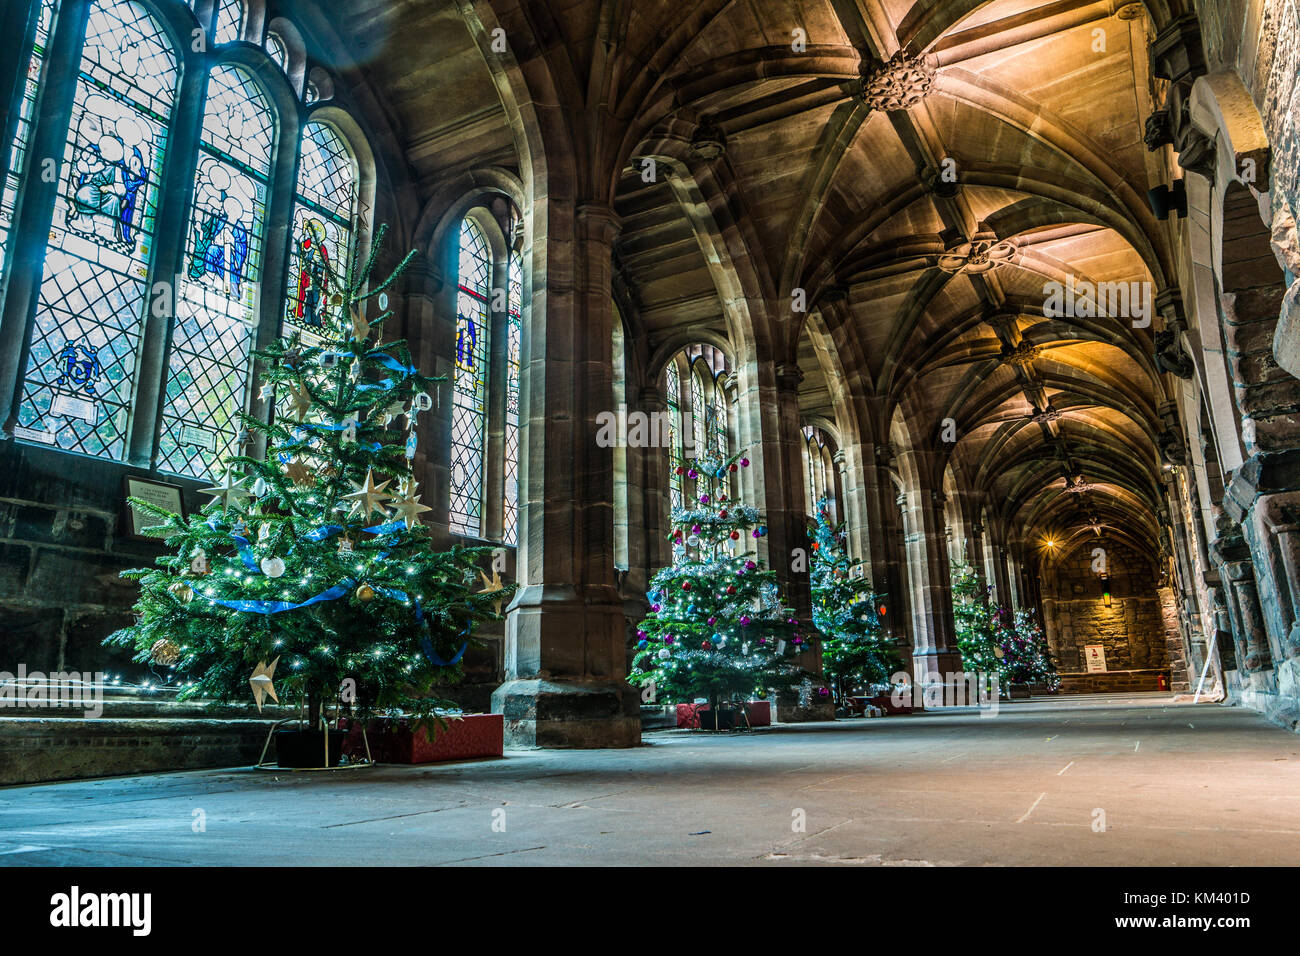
[1101,576,1112,607]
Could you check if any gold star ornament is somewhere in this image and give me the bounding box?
[342,468,392,518]
[478,569,507,615]
[249,658,279,711]
[200,470,250,511]
[285,382,313,422]
[390,490,432,529]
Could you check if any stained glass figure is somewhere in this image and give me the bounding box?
[157,65,273,478]
[14,0,177,458]
[503,255,522,545]
[0,0,57,279]
[450,217,490,537]
[285,122,356,335]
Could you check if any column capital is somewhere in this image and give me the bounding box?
[576,202,622,244]
[775,362,804,393]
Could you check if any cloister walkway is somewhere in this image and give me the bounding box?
[1,693,1297,866]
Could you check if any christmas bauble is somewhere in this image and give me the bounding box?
[686,535,700,547]
[657,648,671,660]
[356,583,377,602]
[150,639,180,666]
[701,640,713,651]
[260,556,286,578]
[726,585,736,594]
[682,581,692,590]
[168,582,194,604]
[730,531,740,540]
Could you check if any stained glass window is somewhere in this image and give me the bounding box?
[265,33,287,71]
[13,0,177,458]
[713,373,729,495]
[503,255,522,545]
[450,217,490,537]
[691,363,707,457]
[213,0,242,44]
[0,0,57,280]
[665,359,682,509]
[157,66,274,478]
[285,121,356,338]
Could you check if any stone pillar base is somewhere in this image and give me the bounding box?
[491,678,641,749]
[773,693,836,722]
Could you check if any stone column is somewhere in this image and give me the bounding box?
[491,203,640,747]
[1259,494,1300,660]
[1210,512,1274,679]
[767,362,832,720]
[402,255,452,542]
[905,479,963,690]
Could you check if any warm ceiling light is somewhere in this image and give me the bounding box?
[1045,539,1057,549]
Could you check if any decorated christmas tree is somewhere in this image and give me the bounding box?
[107,225,514,732]
[996,605,1060,689]
[951,561,1003,677]
[629,450,809,721]
[808,498,898,702]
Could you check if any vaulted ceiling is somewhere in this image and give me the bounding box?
[311,0,1192,563]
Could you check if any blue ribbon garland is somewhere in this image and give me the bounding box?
[206,579,355,615]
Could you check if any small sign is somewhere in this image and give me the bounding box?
[123,476,185,540]
[181,425,217,452]
[12,426,56,445]
[52,393,97,424]
[1084,645,1107,673]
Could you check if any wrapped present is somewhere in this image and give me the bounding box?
[339,714,504,764]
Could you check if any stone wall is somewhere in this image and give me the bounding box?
[0,440,191,684]
[1041,543,1170,679]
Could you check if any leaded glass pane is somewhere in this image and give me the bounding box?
[0,0,57,280]
[285,122,356,336]
[213,0,242,44]
[14,0,177,459]
[265,33,287,71]
[450,217,490,537]
[157,66,274,479]
[503,255,522,545]
[713,373,728,495]
[665,360,682,509]
[691,364,706,458]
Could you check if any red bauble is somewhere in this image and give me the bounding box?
[682,581,692,590]
[701,640,713,651]
[675,466,685,475]
[730,464,738,472]
[730,531,740,540]
[726,585,736,594]
[719,509,728,518]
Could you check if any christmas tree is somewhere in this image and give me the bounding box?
[996,605,1060,689]
[951,561,1003,677]
[107,225,514,732]
[629,450,809,722]
[808,498,899,702]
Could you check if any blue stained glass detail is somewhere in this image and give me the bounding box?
[157,66,275,479]
[15,0,177,459]
[450,217,490,537]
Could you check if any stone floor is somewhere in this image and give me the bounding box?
[1,692,1298,866]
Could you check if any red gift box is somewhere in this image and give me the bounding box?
[675,701,770,728]
[339,714,503,764]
